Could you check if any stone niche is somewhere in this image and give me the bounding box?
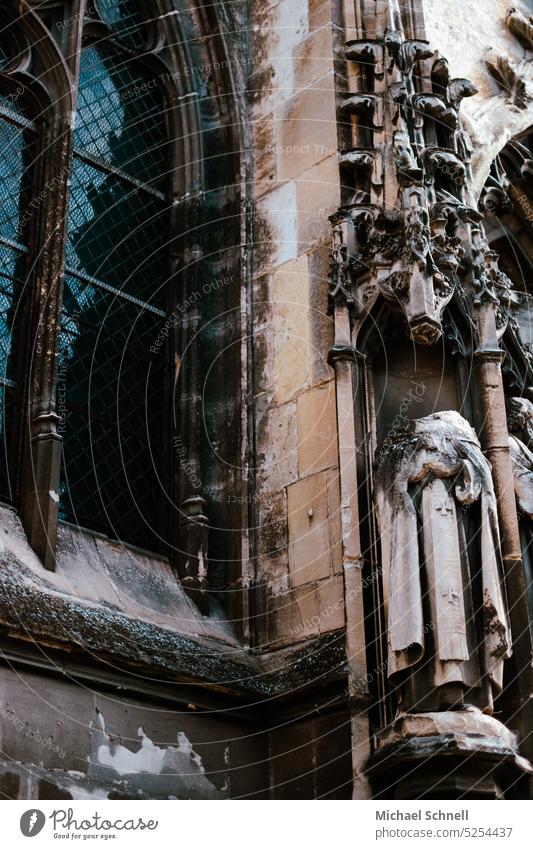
[372,336,461,444]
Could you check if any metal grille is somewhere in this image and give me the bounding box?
[0,109,33,502]
[59,46,171,550]
[95,0,147,52]
[0,115,33,245]
[0,47,10,71]
[75,47,168,191]
[0,247,21,384]
[58,275,167,547]
[67,159,168,306]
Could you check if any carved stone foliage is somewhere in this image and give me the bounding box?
[373,411,511,715]
[480,131,533,224]
[393,129,422,184]
[331,25,532,358]
[507,6,533,51]
[330,28,491,347]
[485,49,532,110]
[484,7,533,110]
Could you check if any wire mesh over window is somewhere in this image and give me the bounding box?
[0,102,34,502]
[0,47,10,71]
[95,0,148,52]
[58,276,168,548]
[67,159,168,306]
[58,45,171,550]
[75,47,168,191]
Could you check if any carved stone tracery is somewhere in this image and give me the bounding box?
[330,27,485,347]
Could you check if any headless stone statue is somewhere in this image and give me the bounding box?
[374,411,511,714]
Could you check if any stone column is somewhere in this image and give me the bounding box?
[475,298,533,765]
[330,300,371,799]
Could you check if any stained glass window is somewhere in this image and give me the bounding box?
[58,44,171,550]
[0,98,34,501]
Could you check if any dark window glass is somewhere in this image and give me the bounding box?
[67,159,167,305]
[59,45,170,550]
[0,104,34,501]
[58,275,166,546]
[95,0,148,52]
[75,47,167,190]
[0,47,10,71]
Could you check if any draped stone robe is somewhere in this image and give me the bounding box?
[507,396,533,638]
[374,411,511,714]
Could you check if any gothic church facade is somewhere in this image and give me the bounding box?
[0,0,531,800]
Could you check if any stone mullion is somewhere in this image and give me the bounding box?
[21,108,73,571]
[161,9,210,605]
[175,195,210,608]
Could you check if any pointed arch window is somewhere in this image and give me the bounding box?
[0,2,181,564]
[0,1,243,603]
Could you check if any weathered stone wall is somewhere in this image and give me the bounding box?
[0,663,352,800]
[423,0,533,193]
[249,0,349,650]
[0,666,269,800]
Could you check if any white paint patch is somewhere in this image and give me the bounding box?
[270,0,310,99]
[258,181,299,267]
[65,783,109,801]
[91,710,223,799]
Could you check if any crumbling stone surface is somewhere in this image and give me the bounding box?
[0,544,347,698]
